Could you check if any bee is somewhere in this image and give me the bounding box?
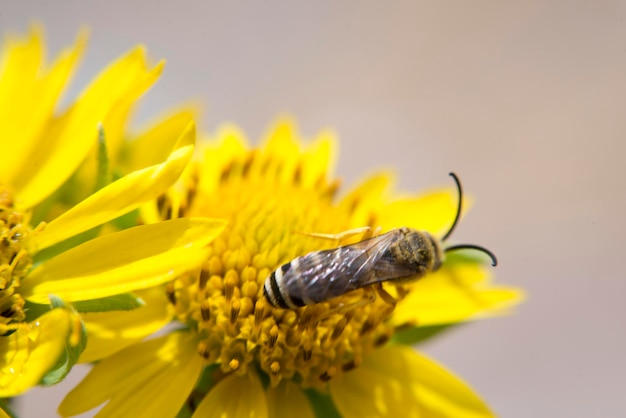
[263,173,497,309]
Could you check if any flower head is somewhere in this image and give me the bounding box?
[61,120,522,417]
[0,26,224,397]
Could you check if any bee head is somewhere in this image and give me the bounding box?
[441,173,498,267]
[425,232,444,271]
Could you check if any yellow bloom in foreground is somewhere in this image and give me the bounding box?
[61,121,522,417]
[0,27,225,396]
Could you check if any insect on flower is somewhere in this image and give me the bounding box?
[263,173,497,309]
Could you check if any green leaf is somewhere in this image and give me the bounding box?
[73,293,145,313]
[33,223,102,265]
[48,294,68,309]
[111,207,140,231]
[304,389,342,418]
[391,323,457,345]
[94,123,111,192]
[29,172,79,227]
[175,404,193,418]
[24,294,73,322]
[23,300,52,322]
[33,126,114,264]
[40,310,87,386]
[31,125,111,227]
[257,366,270,390]
[444,251,492,266]
[177,364,222,416]
[0,398,18,418]
[26,294,144,321]
[195,364,222,394]
[33,207,137,265]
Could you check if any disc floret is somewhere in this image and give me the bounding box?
[164,150,407,388]
[0,188,34,333]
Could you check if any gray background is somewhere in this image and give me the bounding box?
[3,1,624,417]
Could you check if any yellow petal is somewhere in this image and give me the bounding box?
[330,345,494,418]
[98,58,164,160]
[198,124,249,196]
[59,332,203,417]
[378,189,468,236]
[338,173,393,228]
[300,131,336,188]
[329,345,423,418]
[392,264,524,327]
[14,47,163,209]
[79,287,171,363]
[263,118,299,160]
[22,218,226,303]
[411,349,495,418]
[32,122,195,250]
[0,26,86,190]
[72,54,165,189]
[0,406,9,418]
[138,200,164,226]
[193,372,267,418]
[128,107,199,172]
[266,380,314,418]
[0,309,76,397]
[262,118,301,185]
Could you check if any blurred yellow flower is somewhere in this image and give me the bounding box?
[0,26,225,397]
[61,120,522,417]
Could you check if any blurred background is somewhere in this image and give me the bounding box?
[2,1,624,417]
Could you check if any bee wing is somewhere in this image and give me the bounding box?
[349,232,426,285]
[293,230,406,302]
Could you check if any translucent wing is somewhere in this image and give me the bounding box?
[283,229,418,303]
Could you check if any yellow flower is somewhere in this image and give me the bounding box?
[0,26,225,397]
[0,405,10,418]
[60,120,522,417]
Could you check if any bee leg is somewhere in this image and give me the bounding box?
[373,283,397,306]
[295,226,374,246]
[302,290,377,326]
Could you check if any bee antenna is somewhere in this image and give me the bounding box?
[442,172,463,241]
[445,244,498,266]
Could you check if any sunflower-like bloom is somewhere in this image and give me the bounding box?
[0,27,224,398]
[60,120,522,417]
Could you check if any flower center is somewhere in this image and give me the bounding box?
[163,154,408,388]
[0,188,33,334]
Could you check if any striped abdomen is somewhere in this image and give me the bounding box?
[263,259,307,309]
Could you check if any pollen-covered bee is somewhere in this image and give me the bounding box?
[263,173,497,309]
